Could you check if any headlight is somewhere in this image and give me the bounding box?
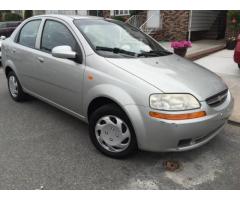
[150,94,200,111]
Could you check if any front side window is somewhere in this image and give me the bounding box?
[74,19,169,58]
[18,20,41,48]
[41,20,78,52]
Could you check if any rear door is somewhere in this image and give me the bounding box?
[9,19,42,91]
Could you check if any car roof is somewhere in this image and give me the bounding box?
[35,14,105,20]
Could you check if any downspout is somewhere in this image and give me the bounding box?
[188,10,193,41]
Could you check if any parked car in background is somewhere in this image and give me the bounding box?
[1,15,234,158]
[234,34,240,69]
[0,21,21,63]
[0,21,21,38]
[0,36,6,63]
[0,38,2,63]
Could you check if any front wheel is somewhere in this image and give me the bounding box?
[89,104,138,158]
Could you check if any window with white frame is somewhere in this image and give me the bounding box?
[114,10,130,16]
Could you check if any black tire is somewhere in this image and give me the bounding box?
[7,71,28,102]
[89,104,138,158]
[238,64,240,69]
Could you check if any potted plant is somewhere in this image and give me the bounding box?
[226,11,240,50]
[226,36,237,50]
[171,40,192,57]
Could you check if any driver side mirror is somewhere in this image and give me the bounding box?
[52,45,77,59]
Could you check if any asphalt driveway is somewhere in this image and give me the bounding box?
[0,68,240,189]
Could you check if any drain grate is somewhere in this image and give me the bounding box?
[163,160,180,171]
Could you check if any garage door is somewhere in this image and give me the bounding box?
[191,11,220,31]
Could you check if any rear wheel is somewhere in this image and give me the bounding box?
[89,104,138,158]
[7,71,28,102]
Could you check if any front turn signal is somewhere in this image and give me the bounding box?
[149,111,206,120]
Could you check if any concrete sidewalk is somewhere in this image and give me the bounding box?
[195,50,240,123]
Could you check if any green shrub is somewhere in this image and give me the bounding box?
[227,11,240,23]
[112,16,126,22]
[4,13,22,21]
[24,10,33,19]
[129,10,143,16]
[227,11,240,39]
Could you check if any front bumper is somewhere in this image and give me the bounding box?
[124,90,234,152]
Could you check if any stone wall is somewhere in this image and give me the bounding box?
[151,10,190,41]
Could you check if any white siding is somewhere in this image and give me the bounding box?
[146,10,161,29]
[191,11,220,31]
[110,10,114,16]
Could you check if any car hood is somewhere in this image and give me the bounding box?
[105,54,227,101]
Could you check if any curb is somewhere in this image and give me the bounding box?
[187,45,226,61]
[228,120,240,127]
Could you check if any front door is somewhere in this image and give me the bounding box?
[32,19,85,115]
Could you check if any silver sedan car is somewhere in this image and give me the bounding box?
[1,15,234,158]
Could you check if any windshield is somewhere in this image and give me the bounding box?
[74,19,170,58]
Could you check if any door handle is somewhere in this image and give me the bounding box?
[37,57,44,63]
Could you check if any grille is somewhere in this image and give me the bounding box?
[206,89,228,107]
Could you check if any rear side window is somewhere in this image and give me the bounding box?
[41,20,78,52]
[18,20,41,48]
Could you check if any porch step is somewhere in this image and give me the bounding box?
[186,43,226,60]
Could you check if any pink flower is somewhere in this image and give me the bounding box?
[171,41,192,49]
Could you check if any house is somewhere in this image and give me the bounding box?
[125,10,228,41]
[9,10,238,43]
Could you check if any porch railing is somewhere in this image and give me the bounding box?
[126,13,162,35]
[125,14,147,29]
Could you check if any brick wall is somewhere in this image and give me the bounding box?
[151,10,190,41]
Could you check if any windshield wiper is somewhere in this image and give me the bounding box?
[96,46,136,57]
[138,50,173,57]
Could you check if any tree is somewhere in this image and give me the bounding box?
[24,10,33,19]
[4,13,22,21]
